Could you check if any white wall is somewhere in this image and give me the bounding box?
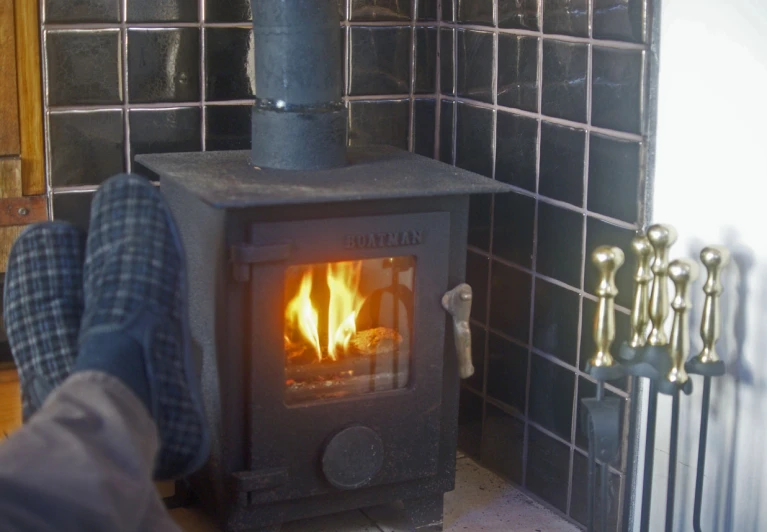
[639,0,767,529]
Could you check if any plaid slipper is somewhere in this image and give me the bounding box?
[3,222,85,420]
[80,174,209,479]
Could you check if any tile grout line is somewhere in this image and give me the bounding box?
[433,0,442,160]
[199,0,207,152]
[43,21,440,30]
[407,0,417,154]
[441,20,646,50]
[121,0,131,174]
[40,0,54,212]
[519,0,545,492]
[478,0,501,471]
[441,94,643,142]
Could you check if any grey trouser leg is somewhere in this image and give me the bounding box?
[0,371,181,532]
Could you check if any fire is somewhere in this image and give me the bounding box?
[285,261,364,361]
[284,269,322,360]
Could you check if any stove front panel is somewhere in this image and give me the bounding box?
[239,212,451,502]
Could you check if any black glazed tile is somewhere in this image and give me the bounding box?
[456,103,494,178]
[481,403,525,484]
[456,30,494,105]
[205,0,251,21]
[349,28,411,95]
[542,40,588,123]
[129,108,201,165]
[497,35,538,112]
[127,0,197,22]
[439,100,455,164]
[413,99,436,158]
[495,111,537,192]
[591,47,644,134]
[205,105,251,151]
[487,333,528,413]
[588,134,640,223]
[526,426,571,512]
[468,195,491,251]
[47,31,121,106]
[442,0,454,22]
[456,0,493,25]
[579,298,630,391]
[543,0,589,37]
[457,388,484,459]
[53,192,94,232]
[528,353,575,439]
[45,0,119,23]
[206,28,256,102]
[49,111,124,188]
[351,0,411,21]
[415,28,437,94]
[493,192,536,268]
[584,217,637,309]
[418,0,438,20]
[536,202,583,287]
[467,324,486,392]
[571,451,621,529]
[593,0,644,42]
[575,376,626,467]
[128,29,200,104]
[440,29,455,96]
[539,121,586,206]
[466,250,490,323]
[348,99,409,150]
[489,261,532,343]
[498,0,540,31]
[532,278,580,365]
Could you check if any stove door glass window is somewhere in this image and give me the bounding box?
[284,256,415,404]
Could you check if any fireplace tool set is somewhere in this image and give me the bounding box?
[583,223,730,532]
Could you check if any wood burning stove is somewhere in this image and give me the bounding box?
[137,147,509,531]
[134,1,512,529]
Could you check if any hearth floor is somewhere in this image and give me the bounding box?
[170,454,579,531]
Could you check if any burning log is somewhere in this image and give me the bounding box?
[285,327,404,382]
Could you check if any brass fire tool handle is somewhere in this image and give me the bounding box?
[619,235,653,363]
[659,259,698,395]
[686,246,730,377]
[442,284,474,379]
[633,223,678,380]
[587,246,625,381]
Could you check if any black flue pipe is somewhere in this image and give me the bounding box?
[249,0,347,170]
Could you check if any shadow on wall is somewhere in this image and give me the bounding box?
[668,229,766,532]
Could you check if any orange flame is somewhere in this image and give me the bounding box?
[327,261,363,359]
[284,269,322,360]
[285,261,364,361]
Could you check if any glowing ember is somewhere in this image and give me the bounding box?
[285,261,364,362]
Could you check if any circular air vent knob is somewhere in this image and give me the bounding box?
[322,426,384,490]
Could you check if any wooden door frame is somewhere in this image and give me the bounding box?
[0,0,47,272]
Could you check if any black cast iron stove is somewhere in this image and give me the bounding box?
[135,1,511,530]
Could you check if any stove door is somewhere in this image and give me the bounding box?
[241,212,450,501]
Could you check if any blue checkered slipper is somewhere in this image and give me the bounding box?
[3,222,85,421]
[80,174,209,479]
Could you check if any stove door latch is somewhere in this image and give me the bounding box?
[442,284,474,379]
[230,242,292,282]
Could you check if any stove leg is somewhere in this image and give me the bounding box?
[403,493,444,531]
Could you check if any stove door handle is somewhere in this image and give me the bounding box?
[442,284,474,379]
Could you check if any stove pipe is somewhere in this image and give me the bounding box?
[250,0,347,170]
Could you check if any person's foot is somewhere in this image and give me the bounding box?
[3,222,85,420]
[77,174,209,479]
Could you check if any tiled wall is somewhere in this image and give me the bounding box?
[41,0,651,529]
[445,0,650,529]
[43,0,439,223]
